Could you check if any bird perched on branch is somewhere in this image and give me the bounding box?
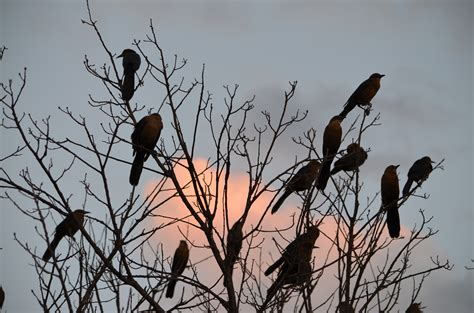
[265,225,319,298]
[406,302,424,313]
[316,116,343,191]
[117,49,141,101]
[339,73,385,119]
[330,143,368,175]
[381,165,400,238]
[271,160,320,214]
[42,210,89,262]
[224,219,244,287]
[129,113,163,186]
[402,156,434,197]
[166,240,189,298]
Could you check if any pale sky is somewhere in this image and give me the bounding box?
[1,0,473,312]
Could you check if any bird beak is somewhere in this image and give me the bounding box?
[116,53,123,59]
[380,74,385,78]
[431,160,435,164]
[395,164,400,169]
[83,211,90,214]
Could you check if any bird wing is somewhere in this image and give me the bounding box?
[288,163,318,191]
[346,79,370,105]
[171,245,189,274]
[323,122,342,157]
[408,158,432,181]
[264,238,297,276]
[227,222,243,261]
[131,115,163,159]
[131,117,147,155]
[381,170,400,208]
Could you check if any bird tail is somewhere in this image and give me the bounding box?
[266,274,284,301]
[129,152,145,186]
[402,178,413,197]
[121,70,136,102]
[330,164,341,175]
[339,102,354,119]
[386,208,400,238]
[42,233,63,262]
[316,158,333,191]
[165,278,177,298]
[264,257,284,276]
[266,281,277,299]
[271,190,291,214]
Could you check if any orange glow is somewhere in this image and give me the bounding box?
[141,159,424,289]
[142,158,276,259]
[143,158,273,224]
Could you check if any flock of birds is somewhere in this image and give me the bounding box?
[36,49,434,311]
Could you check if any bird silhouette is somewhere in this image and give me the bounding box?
[129,113,163,186]
[339,73,385,119]
[402,156,434,196]
[42,210,89,262]
[224,219,244,287]
[272,160,321,214]
[331,143,368,175]
[166,240,189,298]
[316,116,343,191]
[117,49,141,101]
[381,165,400,238]
[265,226,319,298]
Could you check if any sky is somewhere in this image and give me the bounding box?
[1,0,473,312]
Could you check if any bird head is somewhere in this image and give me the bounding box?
[346,143,360,153]
[329,115,343,123]
[370,73,385,79]
[307,159,321,169]
[150,113,162,122]
[386,164,400,173]
[422,156,435,164]
[116,49,136,59]
[306,225,320,241]
[74,209,90,215]
[406,302,424,313]
[230,219,244,232]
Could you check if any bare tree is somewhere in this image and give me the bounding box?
[0,2,452,312]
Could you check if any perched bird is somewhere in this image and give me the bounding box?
[381,165,400,238]
[316,116,343,191]
[265,226,319,297]
[117,49,141,101]
[271,160,321,214]
[166,240,189,298]
[42,210,89,262]
[339,73,385,119]
[224,219,244,287]
[402,156,434,196]
[330,143,368,175]
[0,286,4,310]
[266,259,312,298]
[129,113,163,186]
[406,302,424,313]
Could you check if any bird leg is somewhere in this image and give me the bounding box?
[364,103,373,116]
[356,102,373,115]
